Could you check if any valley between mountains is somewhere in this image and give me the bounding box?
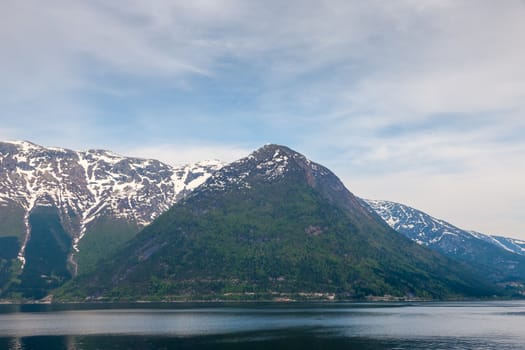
[0,141,523,301]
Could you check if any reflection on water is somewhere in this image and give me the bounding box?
[1,333,522,350]
[0,301,524,349]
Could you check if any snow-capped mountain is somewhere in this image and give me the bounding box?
[0,140,222,274]
[364,199,525,286]
[60,144,499,301]
[364,199,483,253]
[192,144,374,219]
[364,199,524,255]
[484,235,525,256]
[1,140,523,299]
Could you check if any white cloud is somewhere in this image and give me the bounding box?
[324,129,525,237]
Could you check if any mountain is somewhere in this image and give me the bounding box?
[0,140,222,298]
[58,145,498,301]
[364,199,525,292]
[484,235,525,256]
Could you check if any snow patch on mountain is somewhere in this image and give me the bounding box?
[0,141,223,268]
[364,198,525,257]
[256,148,290,180]
[489,236,525,256]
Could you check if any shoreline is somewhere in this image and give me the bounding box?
[1,296,521,306]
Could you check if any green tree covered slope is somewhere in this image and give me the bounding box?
[58,145,499,301]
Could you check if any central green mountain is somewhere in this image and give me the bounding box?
[59,145,497,301]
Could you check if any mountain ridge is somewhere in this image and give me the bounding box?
[0,140,223,262]
[364,199,524,255]
[0,140,519,300]
[57,144,499,301]
[0,140,223,297]
[364,199,525,292]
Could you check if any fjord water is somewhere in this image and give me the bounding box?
[1,302,524,349]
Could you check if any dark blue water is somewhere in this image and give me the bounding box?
[1,301,524,349]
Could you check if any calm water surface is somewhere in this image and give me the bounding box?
[0,301,524,349]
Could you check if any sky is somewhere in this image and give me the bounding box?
[1,0,524,238]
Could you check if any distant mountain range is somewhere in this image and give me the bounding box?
[364,199,525,290]
[0,141,522,301]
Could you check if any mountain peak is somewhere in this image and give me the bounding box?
[2,140,42,152]
[247,144,295,171]
[253,143,296,156]
[194,145,374,223]
[61,145,499,301]
[196,145,321,194]
[248,144,324,174]
[4,140,39,146]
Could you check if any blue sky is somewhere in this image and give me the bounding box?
[1,0,524,238]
